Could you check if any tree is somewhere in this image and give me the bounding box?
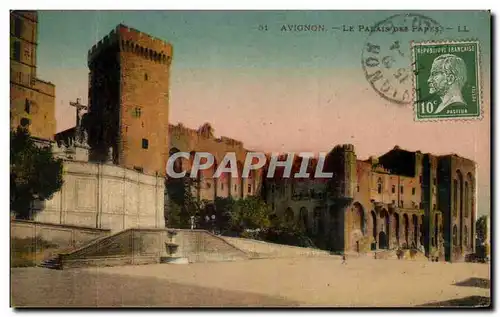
[476,215,488,244]
[165,173,201,228]
[213,196,236,231]
[10,127,64,219]
[230,196,272,232]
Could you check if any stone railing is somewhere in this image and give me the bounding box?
[57,228,250,268]
[220,236,333,258]
[11,220,110,250]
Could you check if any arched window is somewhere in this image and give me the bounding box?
[453,225,458,246]
[464,182,469,218]
[371,210,377,239]
[464,226,468,247]
[284,208,294,223]
[313,207,322,235]
[377,178,383,194]
[299,207,308,231]
[453,179,458,217]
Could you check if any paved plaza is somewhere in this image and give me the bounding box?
[11,256,490,307]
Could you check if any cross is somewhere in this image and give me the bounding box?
[69,98,88,128]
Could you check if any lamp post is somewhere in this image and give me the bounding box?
[205,215,210,230]
[211,214,216,234]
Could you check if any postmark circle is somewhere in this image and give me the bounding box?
[361,13,443,105]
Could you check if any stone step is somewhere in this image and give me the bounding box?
[160,256,189,264]
[38,257,62,270]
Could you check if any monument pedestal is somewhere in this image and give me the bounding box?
[160,230,188,264]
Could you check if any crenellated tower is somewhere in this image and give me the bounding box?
[87,24,173,176]
[325,144,357,200]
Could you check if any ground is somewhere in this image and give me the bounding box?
[11,256,490,307]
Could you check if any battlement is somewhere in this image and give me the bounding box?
[33,78,55,97]
[341,144,355,152]
[169,123,198,138]
[216,136,243,148]
[88,24,173,67]
[169,123,245,148]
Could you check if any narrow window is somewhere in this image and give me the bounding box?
[400,186,404,194]
[247,184,252,194]
[142,138,149,149]
[391,185,395,193]
[412,187,416,195]
[144,73,148,81]
[133,107,141,118]
[13,41,21,61]
[14,17,23,37]
[24,99,30,113]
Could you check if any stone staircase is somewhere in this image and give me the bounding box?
[39,256,62,269]
[37,246,77,270]
[36,228,250,269]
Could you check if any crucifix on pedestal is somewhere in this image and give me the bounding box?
[69,98,88,145]
[69,98,88,128]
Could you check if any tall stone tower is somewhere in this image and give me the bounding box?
[326,144,357,200]
[10,10,56,141]
[87,24,173,176]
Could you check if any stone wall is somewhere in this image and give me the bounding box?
[221,236,333,258]
[11,219,110,250]
[34,160,165,233]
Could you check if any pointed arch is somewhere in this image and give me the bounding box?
[352,202,366,235]
[393,212,400,245]
[371,210,377,241]
[284,207,294,223]
[299,207,308,231]
[403,214,409,247]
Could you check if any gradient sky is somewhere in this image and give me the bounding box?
[35,10,491,215]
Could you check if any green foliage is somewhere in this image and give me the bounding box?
[230,196,272,232]
[476,215,488,244]
[212,196,235,230]
[263,222,316,248]
[165,174,201,228]
[10,127,64,219]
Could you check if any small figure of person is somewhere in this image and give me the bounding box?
[342,253,347,265]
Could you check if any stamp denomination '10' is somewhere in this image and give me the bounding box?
[412,40,482,121]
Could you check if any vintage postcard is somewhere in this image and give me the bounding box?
[10,10,491,308]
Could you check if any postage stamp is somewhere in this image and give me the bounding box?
[411,40,482,121]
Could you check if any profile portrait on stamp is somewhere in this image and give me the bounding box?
[412,40,481,121]
[427,54,468,114]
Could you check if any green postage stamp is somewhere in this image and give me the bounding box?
[412,40,482,121]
